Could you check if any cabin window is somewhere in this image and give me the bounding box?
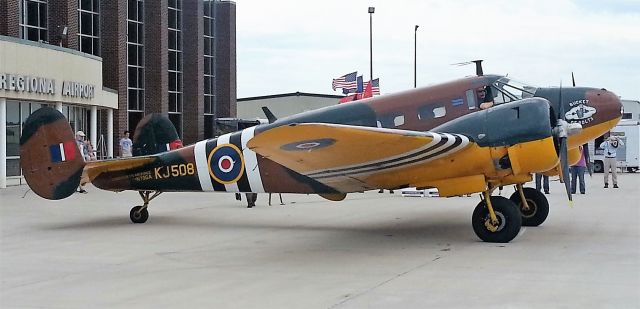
[418,105,446,120]
[378,112,405,128]
[465,90,476,110]
[393,115,405,127]
[417,105,435,120]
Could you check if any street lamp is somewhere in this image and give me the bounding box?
[414,25,419,88]
[368,7,375,81]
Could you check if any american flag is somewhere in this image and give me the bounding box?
[332,72,357,91]
[342,75,362,94]
[371,78,380,95]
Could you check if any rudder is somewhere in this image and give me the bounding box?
[132,113,182,156]
[20,107,85,200]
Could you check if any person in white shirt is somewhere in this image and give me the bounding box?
[119,131,133,157]
[600,135,624,188]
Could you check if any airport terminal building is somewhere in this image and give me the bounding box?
[1,0,237,188]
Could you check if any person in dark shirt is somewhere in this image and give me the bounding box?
[477,86,494,109]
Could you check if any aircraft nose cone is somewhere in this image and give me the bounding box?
[584,88,622,126]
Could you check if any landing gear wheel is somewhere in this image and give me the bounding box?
[509,187,549,227]
[130,206,149,224]
[472,196,522,243]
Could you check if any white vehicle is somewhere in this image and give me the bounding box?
[589,119,639,173]
[400,187,439,197]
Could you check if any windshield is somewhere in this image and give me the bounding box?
[491,77,538,104]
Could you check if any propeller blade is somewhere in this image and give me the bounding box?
[555,83,573,204]
[559,137,573,203]
[558,81,565,120]
[571,72,576,87]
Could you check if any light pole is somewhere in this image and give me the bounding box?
[414,25,419,88]
[368,7,375,81]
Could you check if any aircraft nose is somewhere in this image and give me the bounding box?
[584,88,623,126]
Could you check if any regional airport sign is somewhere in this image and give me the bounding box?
[0,72,95,99]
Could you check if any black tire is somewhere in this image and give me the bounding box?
[130,206,149,224]
[472,196,522,243]
[509,187,550,227]
[593,160,604,173]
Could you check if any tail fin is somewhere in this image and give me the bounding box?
[132,113,182,156]
[20,107,85,200]
[261,106,278,123]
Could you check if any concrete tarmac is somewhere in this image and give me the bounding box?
[1,174,639,308]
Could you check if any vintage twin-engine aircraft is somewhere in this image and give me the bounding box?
[20,75,622,243]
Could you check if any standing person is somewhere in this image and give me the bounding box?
[119,130,133,158]
[535,173,549,194]
[600,135,624,188]
[245,193,258,208]
[570,146,587,194]
[75,131,89,193]
[237,193,258,208]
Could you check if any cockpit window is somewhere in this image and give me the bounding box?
[491,77,538,105]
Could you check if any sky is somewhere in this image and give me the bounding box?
[236,0,640,100]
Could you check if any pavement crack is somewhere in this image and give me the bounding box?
[328,258,438,308]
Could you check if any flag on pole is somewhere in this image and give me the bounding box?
[342,75,362,94]
[371,78,380,95]
[332,72,357,91]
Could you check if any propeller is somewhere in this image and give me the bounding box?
[553,81,577,204]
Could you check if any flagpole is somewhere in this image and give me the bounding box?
[368,7,375,81]
[414,25,419,88]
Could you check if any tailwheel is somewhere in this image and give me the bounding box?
[509,186,549,227]
[130,206,149,224]
[129,191,162,224]
[472,195,522,243]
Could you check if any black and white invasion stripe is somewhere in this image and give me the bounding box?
[193,127,265,193]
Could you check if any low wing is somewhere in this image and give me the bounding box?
[248,123,478,193]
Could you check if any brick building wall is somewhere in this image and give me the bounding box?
[48,0,78,48]
[2,0,237,147]
[215,0,236,118]
[144,0,169,116]
[1,0,21,37]
[100,0,128,151]
[0,0,8,35]
[182,0,204,143]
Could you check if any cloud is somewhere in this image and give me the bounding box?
[236,0,640,99]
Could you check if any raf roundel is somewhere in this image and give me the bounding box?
[281,138,336,151]
[207,144,245,184]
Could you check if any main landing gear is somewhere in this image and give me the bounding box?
[130,191,162,224]
[509,185,549,227]
[472,191,522,243]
